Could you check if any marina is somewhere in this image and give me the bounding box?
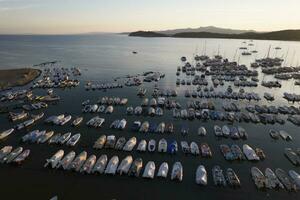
[1,34,300,200]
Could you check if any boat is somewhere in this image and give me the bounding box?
[105,106,114,114]
[171,162,183,181]
[0,146,13,162]
[275,168,296,191]
[148,107,155,116]
[66,133,81,146]
[243,144,260,161]
[117,119,127,130]
[167,140,178,154]
[165,123,174,133]
[139,121,149,133]
[105,156,119,175]
[44,150,64,168]
[126,106,134,115]
[92,154,108,174]
[220,144,234,161]
[72,117,83,126]
[115,137,126,150]
[156,122,165,133]
[117,155,133,175]
[157,162,168,178]
[212,166,226,186]
[190,142,200,155]
[198,127,206,136]
[255,148,266,160]
[131,121,141,131]
[150,98,157,107]
[284,148,300,166]
[37,131,54,144]
[214,125,222,137]
[279,130,293,141]
[158,138,167,153]
[60,115,72,126]
[251,167,266,189]
[137,140,147,152]
[31,112,44,121]
[134,106,143,115]
[57,132,72,145]
[222,125,230,137]
[128,158,143,177]
[142,161,156,179]
[200,143,212,158]
[56,151,76,170]
[12,149,30,164]
[80,155,97,174]
[68,151,87,171]
[195,165,207,185]
[180,124,189,136]
[0,128,14,140]
[231,144,244,160]
[53,114,65,125]
[269,129,280,139]
[9,111,28,122]
[288,170,300,188]
[104,135,116,149]
[141,98,149,107]
[123,137,137,151]
[265,168,284,189]
[93,135,106,149]
[148,139,156,152]
[48,133,61,144]
[4,147,23,163]
[226,168,240,187]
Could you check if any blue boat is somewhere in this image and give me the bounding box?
[149,122,157,133]
[167,140,178,154]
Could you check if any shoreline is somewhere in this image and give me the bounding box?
[0,68,41,90]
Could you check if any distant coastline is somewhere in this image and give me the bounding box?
[128,29,300,41]
[0,68,41,90]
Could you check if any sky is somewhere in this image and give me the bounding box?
[0,0,299,34]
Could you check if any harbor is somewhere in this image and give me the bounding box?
[0,34,300,200]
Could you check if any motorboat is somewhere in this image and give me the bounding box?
[198,127,206,136]
[214,125,222,137]
[117,155,133,175]
[158,138,167,153]
[60,115,72,126]
[4,147,23,163]
[131,121,141,131]
[37,131,54,144]
[0,146,13,162]
[12,149,30,164]
[66,133,81,146]
[222,125,230,137]
[148,139,156,152]
[105,156,119,175]
[212,165,226,186]
[279,130,293,141]
[72,117,83,126]
[105,135,116,149]
[167,140,178,154]
[44,150,64,168]
[80,155,97,174]
[134,106,143,115]
[57,132,72,145]
[255,148,266,160]
[243,144,260,161]
[115,137,126,150]
[195,165,207,185]
[171,162,183,182]
[128,158,143,177]
[123,137,137,151]
[269,129,280,139]
[48,133,61,144]
[105,106,114,114]
[190,142,200,155]
[288,170,300,188]
[0,128,14,140]
[93,135,106,149]
[137,140,147,152]
[156,122,165,133]
[220,144,234,161]
[231,144,244,160]
[284,148,300,166]
[139,121,149,133]
[251,167,266,189]
[92,154,108,174]
[56,151,76,170]
[68,151,87,171]
[275,168,296,191]
[200,143,212,157]
[157,162,168,178]
[226,168,240,187]
[117,119,127,130]
[142,161,156,179]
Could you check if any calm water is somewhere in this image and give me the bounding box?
[0,34,300,200]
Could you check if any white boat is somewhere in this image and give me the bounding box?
[56,151,76,170]
[66,133,81,146]
[156,122,165,133]
[90,104,99,113]
[117,119,127,130]
[68,151,87,171]
[0,128,14,140]
[198,127,206,136]
[195,165,207,185]
[0,146,13,161]
[265,168,284,189]
[137,140,147,152]
[48,133,61,144]
[214,125,222,137]
[148,139,156,152]
[171,162,183,181]
[288,170,300,188]
[72,117,83,126]
[5,147,23,163]
[243,144,260,161]
[53,114,65,125]
[37,131,54,144]
[117,155,133,175]
[92,154,108,174]
[44,150,64,168]
[105,156,119,175]
[60,115,72,125]
[158,138,167,153]
[13,149,30,164]
[279,130,293,141]
[157,162,168,178]
[58,132,72,144]
[139,121,149,133]
[105,106,114,114]
[142,161,156,179]
[80,155,97,174]
[104,135,116,149]
[222,125,230,137]
[251,167,266,189]
[123,137,137,151]
[190,142,200,155]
